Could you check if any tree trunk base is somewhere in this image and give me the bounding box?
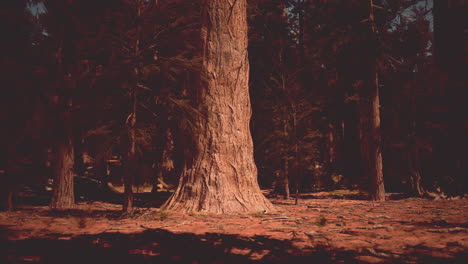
[162,187,274,214]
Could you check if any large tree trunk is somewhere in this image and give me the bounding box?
[162,0,274,214]
[357,0,385,201]
[50,110,75,210]
[359,70,385,201]
[49,22,76,210]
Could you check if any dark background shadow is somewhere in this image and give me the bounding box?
[10,179,172,210]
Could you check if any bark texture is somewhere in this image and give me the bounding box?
[50,120,75,210]
[359,71,385,201]
[357,0,385,201]
[162,0,274,214]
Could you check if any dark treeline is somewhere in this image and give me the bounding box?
[0,0,466,212]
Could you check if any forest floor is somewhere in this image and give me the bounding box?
[1,190,467,264]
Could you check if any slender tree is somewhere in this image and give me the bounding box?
[122,0,145,214]
[162,0,274,213]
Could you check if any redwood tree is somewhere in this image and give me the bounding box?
[50,68,76,210]
[361,0,385,201]
[44,0,78,210]
[342,0,386,201]
[162,0,274,213]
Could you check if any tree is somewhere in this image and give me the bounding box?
[39,0,85,210]
[42,0,112,209]
[358,0,385,201]
[162,0,274,213]
[122,0,145,214]
[333,0,385,200]
[50,105,75,210]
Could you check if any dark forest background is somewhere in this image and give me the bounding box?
[0,0,466,211]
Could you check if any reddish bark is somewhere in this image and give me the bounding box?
[162,0,274,213]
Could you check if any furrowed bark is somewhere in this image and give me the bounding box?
[162,0,274,214]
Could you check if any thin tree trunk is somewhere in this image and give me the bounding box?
[327,123,336,165]
[292,108,299,205]
[279,2,289,200]
[293,0,304,203]
[123,0,143,213]
[122,157,135,213]
[123,84,137,213]
[123,77,137,213]
[162,0,274,213]
[283,120,290,200]
[408,78,425,197]
[409,151,424,197]
[123,122,136,213]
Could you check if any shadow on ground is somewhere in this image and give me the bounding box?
[299,192,369,200]
[11,189,172,211]
[1,227,466,264]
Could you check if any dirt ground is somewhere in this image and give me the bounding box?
[1,190,467,264]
